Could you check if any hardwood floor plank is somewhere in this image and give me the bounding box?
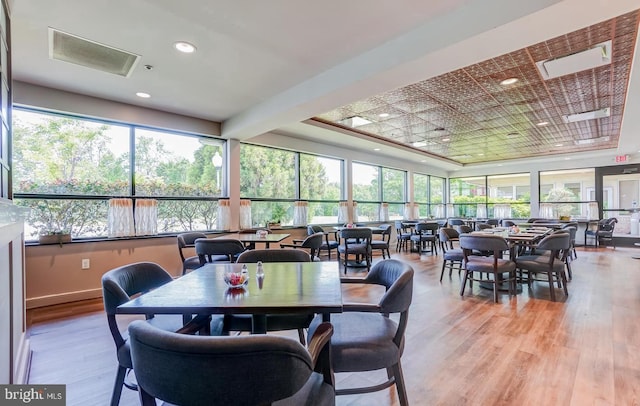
[25,246,640,405]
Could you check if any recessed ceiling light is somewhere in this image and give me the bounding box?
[174,41,196,53]
[441,138,450,142]
[412,141,427,147]
[136,92,151,98]
[378,113,390,118]
[564,157,571,160]
[555,143,563,147]
[373,148,380,151]
[497,164,503,166]
[420,159,426,163]
[537,121,549,126]
[478,153,485,156]
[500,78,519,86]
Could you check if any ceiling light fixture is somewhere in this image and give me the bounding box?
[536,40,611,80]
[500,77,518,86]
[412,141,427,147]
[174,41,196,53]
[555,143,563,147]
[562,107,610,123]
[378,113,389,118]
[339,116,372,128]
[537,121,549,126]
[574,136,610,146]
[441,138,450,142]
[373,148,380,151]
[136,92,150,98]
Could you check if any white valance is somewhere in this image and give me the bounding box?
[539,202,554,219]
[217,199,231,230]
[379,202,389,222]
[239,199,252,229]
[338,201,349,224]
[494,204,512,219]
[108,198,134,237]
[293,201,309,226]
[135,199,158,236]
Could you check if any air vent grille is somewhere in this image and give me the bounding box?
[48,28,140,77]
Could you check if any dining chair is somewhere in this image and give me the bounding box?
[101,262,217,406]
[585,217,617,249]
[394,220,412,252]
[439,227,463,281]
[307,259,414,406]
[176,232,206,275]
[337,227,373,273]
[459,234,517,303]
[195,238,246,264]
[279,232,325,260]
[514,232,570,302]
[307,225,339,259]
[370,223,392,259]
[234,249,313,344]
[410,222,439,255]
[129,320,335,406]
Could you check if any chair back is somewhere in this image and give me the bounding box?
[340,227,373,242]
[456,225,473,234]
[415,222,438,234]
[460,234,509,256]
[195,238,246,264]
[376,224,392,241]
[129,320,321,406]
[394,220,405,234]
[236,248,311,263]
[486,219,500,226]
[307,225,324,235]
[502,220,516,227]
[364,259,414,315]
[439,227,459,251]
[476,223,493,231]
[537,232,570,251]
[449,219,464,226]
[177,232,206,262]
[101,262,173,348]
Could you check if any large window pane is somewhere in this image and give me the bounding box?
[413,173,428,203]
[356,202,379,222]
[15,198,109,239]
[487,173,530,218]
[430,176,444,204]
[240,145,295,199]
[309,202,339,224]
[382,168,405,202]
[13,110,130,195]
[300,154,342,200]
[157,200,219,232]
[135,129,223,197]
[250,201,294,227]
[352,162,379,201]
[450,176,486,216]
[540,168,595,218]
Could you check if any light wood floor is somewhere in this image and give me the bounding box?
[26,246,640,405]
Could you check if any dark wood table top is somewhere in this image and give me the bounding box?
[117,262,343,317]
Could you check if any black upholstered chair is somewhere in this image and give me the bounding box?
[370,223,392,259]
[308,259,414,406]
[486,219,500,227]
[439,227,463,281]
[476,222,494,231]
[236,248,311,263]
[561,222,578,260]
[177,232,208,275]
[101,262,216,406]
[410,222,439,255]
[129,320,335,406]
[585,217,617,249]
[234,248,313,344]
[456,224,474,234]
[307,225,339,260]
[394,220,412,252]
[280,232,325,260]
[515,232,570,302]
[459,234,516,303]
[195,238,246,264]
[337,227,373,273]
[502,219,517,227]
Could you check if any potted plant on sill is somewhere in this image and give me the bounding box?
[38,230,72,246]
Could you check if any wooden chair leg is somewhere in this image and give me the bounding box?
[460,270,469,296]
[548,272,556,302]
[392,361,409,406]
[110,366,127,406]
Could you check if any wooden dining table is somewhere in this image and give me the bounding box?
[117,262,343,334]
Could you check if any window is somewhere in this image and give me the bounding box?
[240,145,344,226]
[487,173,530,218]
[353,162,406,221]
[13,108,226,240]
[413,173,429,217]
[449,176,486,217]
[539,168,595,218]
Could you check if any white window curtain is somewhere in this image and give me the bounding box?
[239,199,252,229]
[411,203,420,220]
[379,202,389,222]
[108,198,134,237]
[293,201,309,226]
[587,201,599,220]
[217,199,231,230]
[135,199,158,236]
[352,201,359,223]
[338,201,349,224]
[446,203,455,218]
[403,203,413,220]
[433,204,444,218]
[494,203,512,219]
[476,204,487,219]
[539,202,554,219]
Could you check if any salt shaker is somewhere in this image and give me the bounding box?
[241,264,248,274]
[256,261,264,277]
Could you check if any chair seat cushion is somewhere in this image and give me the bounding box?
[338,243,370,254]
[464,257,515,273]
[370,240,389,248]
[183,256,202,269]
[443,248,464,261]
[310,312,399,373]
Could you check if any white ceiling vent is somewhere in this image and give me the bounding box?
[536,40,611,80]
[48,28,140,77]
